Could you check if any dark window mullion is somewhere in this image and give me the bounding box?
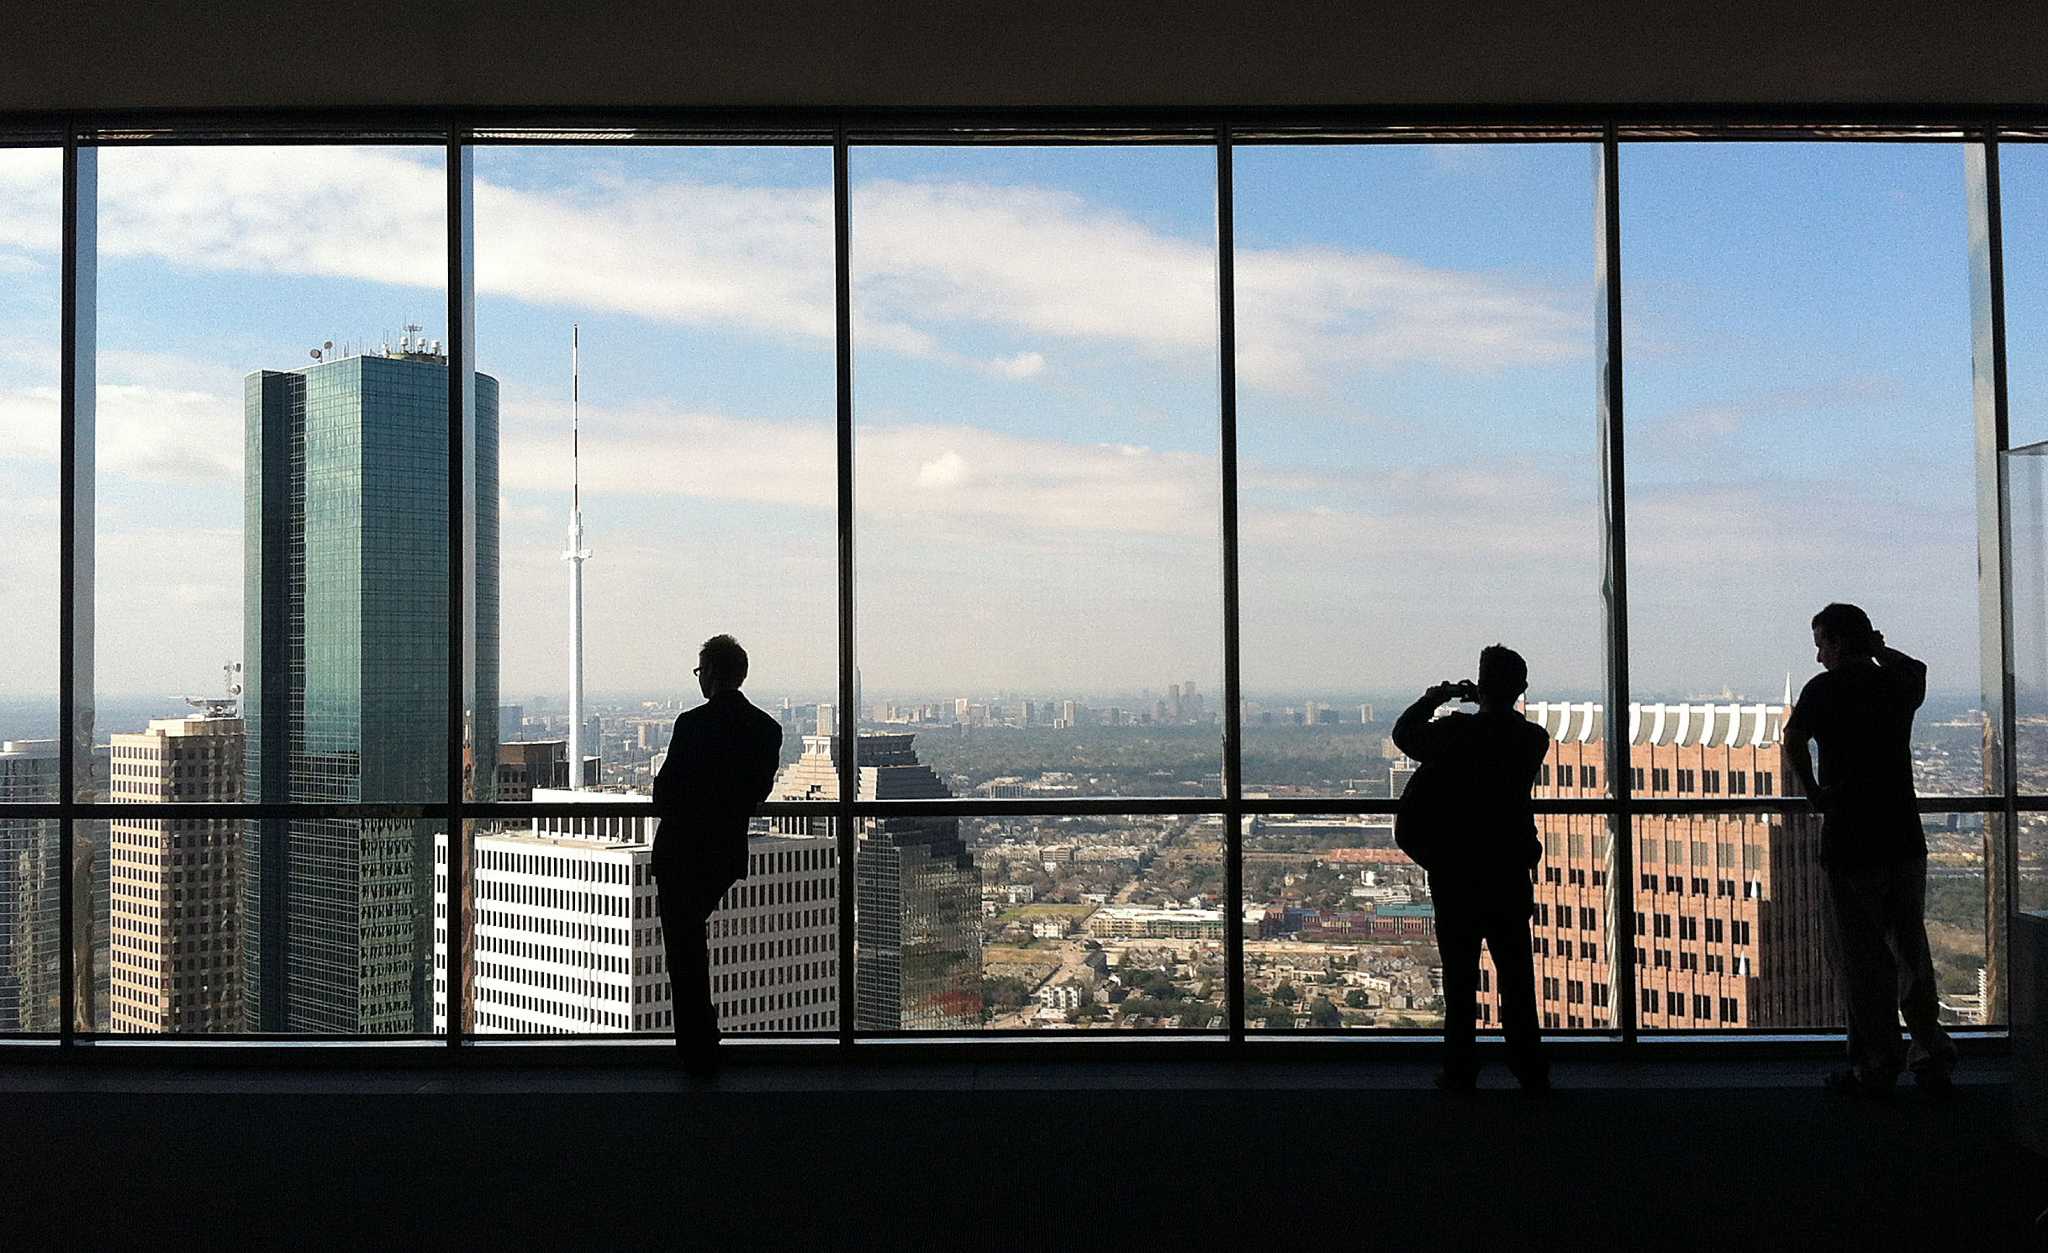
[833,127,858,1049]
[446,127,472,1047]
[1215,128,1246,1046]
[1597,129,1639,1048]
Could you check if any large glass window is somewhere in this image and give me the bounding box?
[459,143,838,1036]
[2002,142,2048,454]
[849,146,1225,802]
[1621,142,1993,1031]
[0,147,61,1034]
[91,143,450,1034]
[1622,143,1983,792]
[1235,143,1601,793]
[845,144,1225,1032]
[2001,141,2048,918]
[9,123,2034,1047]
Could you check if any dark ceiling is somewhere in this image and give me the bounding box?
[7,1,2046,116]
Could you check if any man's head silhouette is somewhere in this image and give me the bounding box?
[1811,602,1876,670]
[1476,643,1528,705]
[698,634,748,697]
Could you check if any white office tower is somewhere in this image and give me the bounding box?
[564,325,592,792]
[108,711,245,1033]
[433,789,838,1034]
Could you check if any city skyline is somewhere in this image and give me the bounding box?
[0,141,2011,707]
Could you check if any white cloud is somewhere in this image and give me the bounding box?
[0,356,244,485]
[498,390,1217,537]
[915,450,969,489]
[95,383,242,483]
[985,351,1046,379]
[97,147,445,287]
[1234,247,1583,390]
[498,391,832,509]
[0,150,60,258]
[0,384,57,460]
[17,148,1584,396]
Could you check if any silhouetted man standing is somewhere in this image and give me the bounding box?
[1394,644,1551,1091]
[1784,603,1957,1096]
[651,635,783,1074]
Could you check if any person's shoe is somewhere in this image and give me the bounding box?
[1432,1067,1477,1092]
[1823,1066,1894,1098]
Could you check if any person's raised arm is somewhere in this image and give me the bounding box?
[1392,683,1460,762]
[1870,630,1927,711]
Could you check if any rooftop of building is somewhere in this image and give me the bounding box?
[531,786,647,804]
[1093,905,1224,921]
[1521,698,1792,749]
[477,828,644,856]
[113,713,245,740]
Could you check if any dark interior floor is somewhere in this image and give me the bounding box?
[7,1055,2041,1250]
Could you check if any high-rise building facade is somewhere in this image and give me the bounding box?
[108,712,245,1033]
[0,740,59,1032]
[242,346,499,1033]
[495,739,571,801]
[1477,699,1838,1032]
[773,732,982,1030]
[433,790,837,1035]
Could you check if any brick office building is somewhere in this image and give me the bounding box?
[1477,699,1839,1032]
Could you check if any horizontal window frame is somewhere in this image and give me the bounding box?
[3,794,2019,823]
[0,111,2043,148]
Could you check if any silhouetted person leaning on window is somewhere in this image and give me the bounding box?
[651,634,783,1076]
[1784,603,1957,1097]
[1393,645,1551,1092]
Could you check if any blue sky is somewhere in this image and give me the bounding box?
[0,139,2020,727]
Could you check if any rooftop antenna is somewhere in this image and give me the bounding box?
[186,661,243,719]
[564,323,592,790]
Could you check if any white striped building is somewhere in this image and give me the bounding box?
[434,789,837,1035]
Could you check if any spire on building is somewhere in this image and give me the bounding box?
[564,324,592,791]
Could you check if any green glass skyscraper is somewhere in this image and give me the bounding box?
[242,345,498,1033]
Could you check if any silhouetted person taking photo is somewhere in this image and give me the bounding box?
[1393,645,1550,1091]
[651,634,783,1075]
[1784,603,1957,1096]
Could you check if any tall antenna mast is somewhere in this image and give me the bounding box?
[572,323,580,513]
[564,323,592,791]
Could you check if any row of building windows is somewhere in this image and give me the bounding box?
[477,907,627,950]
[713,962,835,996]
[480,847,632,883]
[479,960,630,1002]
[1540,764,1782,796]
[1634,948,1756,976]
[477,877,634,916]
[1640,989,1744,1023]
[1640,874,1762,899]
